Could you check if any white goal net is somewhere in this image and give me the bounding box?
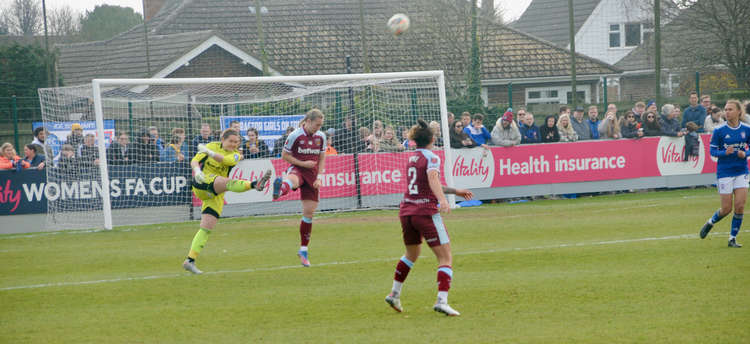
[38,71,453,230]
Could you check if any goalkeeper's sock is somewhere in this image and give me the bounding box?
[280,178,293,196]
[709,209,727,225]
[187,228,211,259]
[300,216,312,246]
[731,214,743,239]
[436,265,452,304]
[226,179,252,192]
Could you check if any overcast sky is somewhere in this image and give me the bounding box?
[1,0,531,22]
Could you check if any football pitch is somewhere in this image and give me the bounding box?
[2,188,749,343]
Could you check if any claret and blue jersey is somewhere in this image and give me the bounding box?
[710,122,750,179]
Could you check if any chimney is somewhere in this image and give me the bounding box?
[144,0,167,21]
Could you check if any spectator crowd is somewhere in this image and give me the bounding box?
[3,92,747,173]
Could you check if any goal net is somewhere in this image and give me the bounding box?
[38,71,453,230]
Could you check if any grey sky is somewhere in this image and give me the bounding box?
[1,0,532,22]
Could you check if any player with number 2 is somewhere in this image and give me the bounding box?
[384,119,473,316]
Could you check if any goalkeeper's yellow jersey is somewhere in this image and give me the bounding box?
[192,141,241,178]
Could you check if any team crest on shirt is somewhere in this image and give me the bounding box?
[314,137,322,145]
[742,132,746,139]
[431,157,438,164]
[234,154,240,161]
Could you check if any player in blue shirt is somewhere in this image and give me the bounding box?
[700,100,749,247]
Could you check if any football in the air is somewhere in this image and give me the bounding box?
[387,13,410,36]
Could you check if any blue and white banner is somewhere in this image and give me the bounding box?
[32,120,116,158]
[220,115,304,140]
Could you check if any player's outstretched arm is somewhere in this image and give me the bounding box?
[197,144,224,163]
[428,170,450,214]
[443,186,474,200]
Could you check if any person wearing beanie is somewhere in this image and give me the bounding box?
[490,111,521,147]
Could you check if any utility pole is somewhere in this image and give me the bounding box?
[568,0,577,108]
[42,0,51,87]
[654,0,661,105]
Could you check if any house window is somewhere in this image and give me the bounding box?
[624,23,641,47]
[609,24,620,48]
[610,22,653,48]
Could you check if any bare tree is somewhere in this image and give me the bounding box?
[3,0,42,36]
[668,0,750,88]
[48,5,80,39]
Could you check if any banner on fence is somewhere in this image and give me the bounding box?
[219,135,717,204]
[5,135,723,214]
[0,164,190,216]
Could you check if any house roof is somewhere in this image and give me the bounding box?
[511,0,601,47]
[57,0,619,86]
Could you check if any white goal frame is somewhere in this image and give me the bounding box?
[92,71,455,230]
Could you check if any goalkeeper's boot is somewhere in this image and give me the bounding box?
[700,222,713,239]
[272,178,283,200]
[385,293,403,313]
[297,250,311,267]
[728,238,742,248]
[255,169,273,191]
[182,259,203,275]
[433,303,460,316]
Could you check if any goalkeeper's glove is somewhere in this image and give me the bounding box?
[197,143,220,160]
[193,166,207,184]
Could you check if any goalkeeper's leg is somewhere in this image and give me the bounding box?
[183,209,219,275]
[211,169,273,194]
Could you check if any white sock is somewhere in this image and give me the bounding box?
[437,291,449,304]
[391,281,403,297]
[299,246,308,252]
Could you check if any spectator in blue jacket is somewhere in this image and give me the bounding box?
[191,123,214,158]
[463,113,491,146]
[519,112,541,144]
[23,144,45,170]
[161,128,188,162]
[682,91,707,132]
[587,105,601,140]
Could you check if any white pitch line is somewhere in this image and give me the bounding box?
[1,230,746,292]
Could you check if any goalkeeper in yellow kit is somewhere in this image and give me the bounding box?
[182,129,272,274]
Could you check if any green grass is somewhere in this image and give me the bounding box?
[2,188,749,343]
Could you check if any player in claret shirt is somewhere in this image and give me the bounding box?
[272,109,327,267]
[700,100,750,248]
[384,119,473,316]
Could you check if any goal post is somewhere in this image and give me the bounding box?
[39,71,456,230]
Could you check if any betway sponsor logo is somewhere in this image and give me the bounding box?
[656,136,704,176]
[318,169,402,187]
[297,147,322,155]
[451,148,494,188]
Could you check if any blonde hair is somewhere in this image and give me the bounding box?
[604,113,620,138]
[726,99,744,115]
[556,114,576,137]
